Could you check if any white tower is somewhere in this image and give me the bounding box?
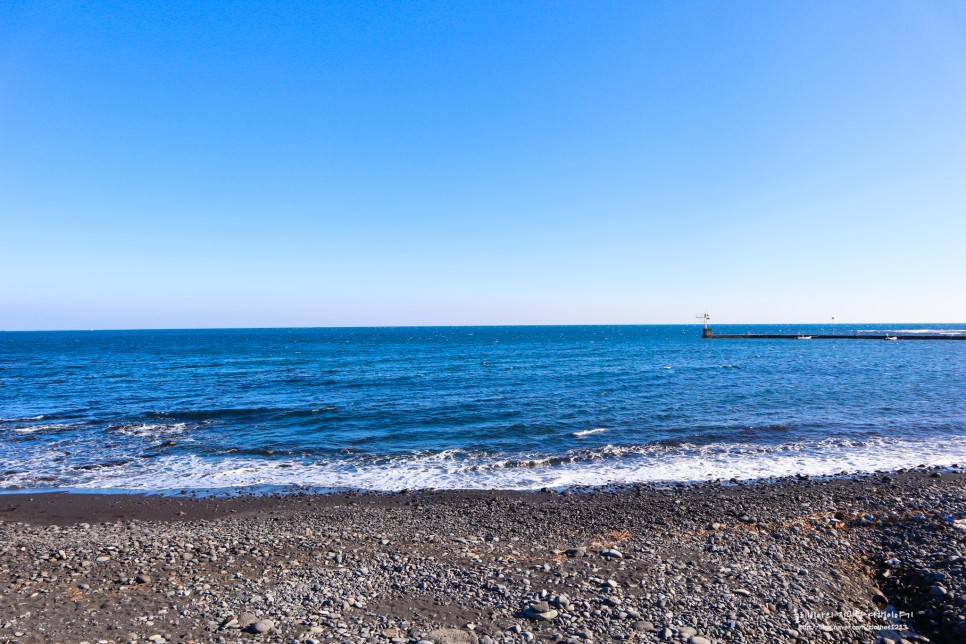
[696,312,712,338]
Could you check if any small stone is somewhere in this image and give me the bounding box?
[551,593,571,608]
[690,637,712,644]
[251,618,274,634]
[600,548,623,559]
[565,547,586,558]
[135,574,152,584]
[523,601,559,621]
[425,628,479,644]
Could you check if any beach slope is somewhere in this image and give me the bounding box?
[1,470,964,643]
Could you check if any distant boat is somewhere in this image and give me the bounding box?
[797,335,812,340]
[885,336,898,341]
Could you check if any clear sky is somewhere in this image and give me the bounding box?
[2,1,964,330]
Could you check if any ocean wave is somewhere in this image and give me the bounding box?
[572,427,608,437]
[3,422,82,435]
[143,406,339,422]
[144,408,274,421]
[6,434,966,493]
[110,422,190,437]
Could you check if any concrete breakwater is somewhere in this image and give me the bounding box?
[703,329,966,340]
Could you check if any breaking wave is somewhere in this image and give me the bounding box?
[4,435,966,493]
[572,427,609,437]
[110,422,191,437]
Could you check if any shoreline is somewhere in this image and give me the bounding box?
[3,461,963,506]
[1,471,964,643]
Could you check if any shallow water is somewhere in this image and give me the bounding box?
[1,325,964,492]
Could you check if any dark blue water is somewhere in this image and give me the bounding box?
[1,325,964,492]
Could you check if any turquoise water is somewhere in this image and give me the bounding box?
[1,325,964,492]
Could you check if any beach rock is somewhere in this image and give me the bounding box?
[930,585,948,597]
[237,612,258,629]
[135,574,152,584]
[600,548,623,559]
[523,601,559,621]
[251,618,274,633]
[550,593,571,608]
[425,628,479,644]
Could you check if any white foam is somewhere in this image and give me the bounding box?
[111,423,189,437]
[7,434,966,493]
[572,427,608,437]
[6,423,78,434]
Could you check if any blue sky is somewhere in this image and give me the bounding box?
[2,1,964,329]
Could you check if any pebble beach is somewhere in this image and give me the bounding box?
[2,469,965,644]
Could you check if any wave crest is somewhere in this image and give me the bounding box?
[572,427,608,437]
[5,434,966,493]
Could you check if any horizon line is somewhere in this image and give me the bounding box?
[3,321,965,333]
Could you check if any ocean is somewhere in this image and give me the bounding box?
[1,325,964,494]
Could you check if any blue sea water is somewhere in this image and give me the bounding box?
[1,325,965,493]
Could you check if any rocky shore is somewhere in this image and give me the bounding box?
[1,469,965,644]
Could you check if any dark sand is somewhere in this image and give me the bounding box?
[1,469,965,643]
